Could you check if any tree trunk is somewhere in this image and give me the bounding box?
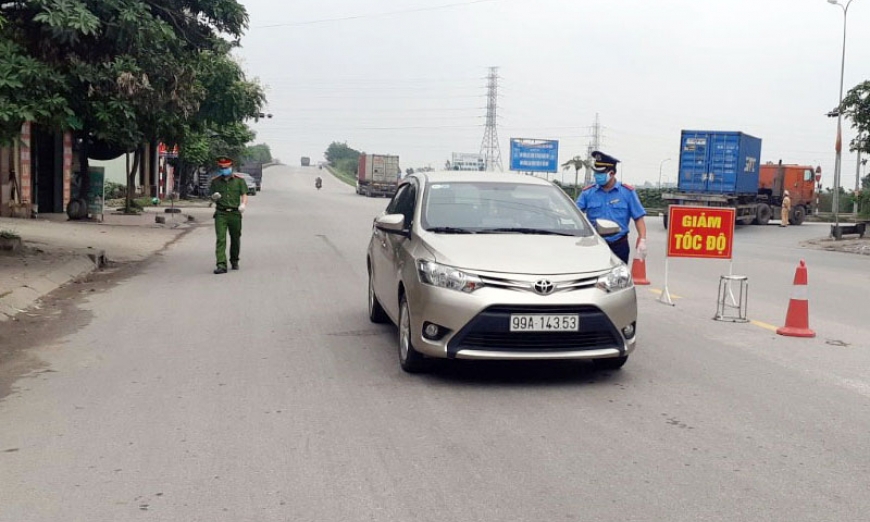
[124,147,142,214]
[68,130,91,220]
[79,130,90,202]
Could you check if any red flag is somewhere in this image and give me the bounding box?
[835,126,842,154]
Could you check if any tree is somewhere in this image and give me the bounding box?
[841,81,870,157]
[0,39,73,143]
[561,156,592,199]
[170,49,265,199]
[0,0,258,212]
[325,142,361,165]
[243,143,272,164]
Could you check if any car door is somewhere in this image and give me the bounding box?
[371,183,414,320]
[376,181,417,320]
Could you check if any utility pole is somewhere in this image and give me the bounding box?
[856,148,863,215]
[480,67,503,172]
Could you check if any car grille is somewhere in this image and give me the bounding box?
[447,305,623,356]
[459,332,619,352]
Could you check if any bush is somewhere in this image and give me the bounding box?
[104,181,126,199]
[636,188,666,210]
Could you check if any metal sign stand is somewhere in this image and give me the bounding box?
[658,258,675,306]
[721,259,738,307]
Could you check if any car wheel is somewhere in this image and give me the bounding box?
[368,269,389,324]
[662,212,668,230]
[398,295,431,373]
[593,355,628,371]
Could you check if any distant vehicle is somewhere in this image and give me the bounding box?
[301,156,311,167]
[357,154,400,197]
[662,130,818,228]
[238,162,263,192]
[367,171,637,373]
[240,173,257,195]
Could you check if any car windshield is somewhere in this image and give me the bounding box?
[421,181,593,236]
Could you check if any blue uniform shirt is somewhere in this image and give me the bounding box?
[576,181,646,242]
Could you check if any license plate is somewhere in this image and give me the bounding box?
[509,314,579,332]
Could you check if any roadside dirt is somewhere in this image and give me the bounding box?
[802,237,870,256]
[0,260,147,402]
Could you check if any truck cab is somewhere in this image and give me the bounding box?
[758,163,817,224]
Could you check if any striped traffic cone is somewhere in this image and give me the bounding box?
[776,260,815,338]
[630,257,650,285]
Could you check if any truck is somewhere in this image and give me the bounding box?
[301,156,311,167]
[356,154,400,197]
[662,130,817,228]
[238,161,264,192]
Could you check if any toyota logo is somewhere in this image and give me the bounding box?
[534,279,555,295]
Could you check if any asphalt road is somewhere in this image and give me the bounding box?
[1,165,869,521]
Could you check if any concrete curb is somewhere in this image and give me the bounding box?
[0,251,105,322]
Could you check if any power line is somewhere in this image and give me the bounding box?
[253,0,507,29]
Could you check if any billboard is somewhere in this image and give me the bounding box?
[509,139,559,173]
[666,206,736,259]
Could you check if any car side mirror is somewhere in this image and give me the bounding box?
[595,219,621,237]
[375,213,410,236]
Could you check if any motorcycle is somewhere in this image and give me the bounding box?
[315,177,322,190]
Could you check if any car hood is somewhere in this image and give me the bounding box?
[419,232,618,275]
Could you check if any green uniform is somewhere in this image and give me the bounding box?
[210,174,248,268]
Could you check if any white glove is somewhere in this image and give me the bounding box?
[636,238,648,259]
[239,203,246,214]
[210,192,222,201]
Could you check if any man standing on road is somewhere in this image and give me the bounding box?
[781,190,791,227]
[209,157,248,274]
[576,151,647,264]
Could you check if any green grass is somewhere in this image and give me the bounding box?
[326,165,356,187]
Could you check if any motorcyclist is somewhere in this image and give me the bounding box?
[315,176,323,189]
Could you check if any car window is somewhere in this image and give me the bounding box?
[422,181,592,235]
[385,185,408,215]
[388,182,416,228]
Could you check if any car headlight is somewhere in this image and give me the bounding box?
[417,260,483,293]
[596,265,633,292]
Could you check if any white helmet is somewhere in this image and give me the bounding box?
[784,190,790,197]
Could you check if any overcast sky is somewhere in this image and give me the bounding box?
[236,0,870,188]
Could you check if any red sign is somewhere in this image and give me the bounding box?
[158,142,179,157]
[667,206,736,259]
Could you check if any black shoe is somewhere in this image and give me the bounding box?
[231,262,239,270]
[214,266,227,274]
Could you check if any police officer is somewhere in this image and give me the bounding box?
[576,151,647,264]
[780,190,791,227]
[210,157,248,274]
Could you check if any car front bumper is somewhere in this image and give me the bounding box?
[406,281,637,361]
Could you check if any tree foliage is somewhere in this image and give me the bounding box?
[0,38,72,141]
[0,0,265,209]
[841,80,870,156]
[243,143,272,164]
[325,141,361,165]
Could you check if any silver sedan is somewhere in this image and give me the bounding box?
[366,171,637,373]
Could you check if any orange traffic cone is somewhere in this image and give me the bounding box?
[777,260,815,338]
[630,257,650,285]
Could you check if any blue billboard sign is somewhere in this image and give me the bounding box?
[509,139,559,173]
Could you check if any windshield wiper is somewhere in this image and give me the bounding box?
[477,227,577,236]
[426,226,476,234]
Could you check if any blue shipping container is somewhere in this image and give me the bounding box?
[677,131,762,195]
